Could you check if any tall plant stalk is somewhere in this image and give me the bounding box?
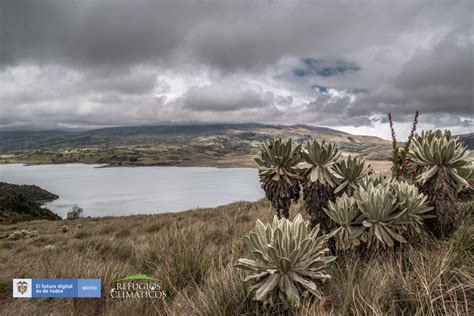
[388,111,419,179]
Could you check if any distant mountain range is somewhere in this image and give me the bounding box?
[0,123,372,150]
[0,123,471,168]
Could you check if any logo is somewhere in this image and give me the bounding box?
[13,279,32,298]
[110,274,166,299]
[17,281,28,295]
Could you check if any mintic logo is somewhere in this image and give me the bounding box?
[17,281,28,295]
[110,274,167,299]
[13,279,32,298]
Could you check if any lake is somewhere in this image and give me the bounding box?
[0,164,264,218]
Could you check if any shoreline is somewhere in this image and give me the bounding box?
[0,158,260,169]
[0,156,391,170]
[0,160,259,169]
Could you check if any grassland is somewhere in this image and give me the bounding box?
[0,199,472,315]
[0,144,256,167]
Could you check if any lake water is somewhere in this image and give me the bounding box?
[0,164,264,218]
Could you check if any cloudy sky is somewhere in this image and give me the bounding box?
[1,0,472,139]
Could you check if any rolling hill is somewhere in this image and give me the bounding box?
[0,123,392,167]
[0,124,372,150]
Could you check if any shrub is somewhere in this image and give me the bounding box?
[235,214,335,311]
[67,206,84,220]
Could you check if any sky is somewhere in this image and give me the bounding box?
[0,0,472,139]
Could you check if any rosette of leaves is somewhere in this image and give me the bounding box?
[324,180,433,250]
[357,173,393,191]
[392,181,434,233]
[333,156,370,196]
[354,183,407,248]
[458,167,474,201]
[393,181,433,225]
[255,139,302,219]
[235,214,335,310]
[300,140,341,229]
[323,193,365,251]
[409,130,471,190]
[408,129,473,235]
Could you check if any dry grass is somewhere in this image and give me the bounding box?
[0,199,472,315]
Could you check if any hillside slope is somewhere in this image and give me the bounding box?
[0,183,60,224]
[0,123,391,167]
[459,133,474,149]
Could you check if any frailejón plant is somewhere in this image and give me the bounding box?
[333,156,370,196]
[409,130,471,191]
[388,111,419,178]
[300,140,341,229]
[235,214,335,309]
[255,139,302,218]
[408,129,472,234]
[323,193,365,251]
[392,181,434,233]
[354,182,407,248]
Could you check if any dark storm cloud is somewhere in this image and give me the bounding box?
[183,84,289,112]
[306,94,350,114]
[0,0,190,67]
[0,0,472,136]
[393,32,473,116]
[86,70,157,95]
[348,30,473,121]
[1,0,462,70]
